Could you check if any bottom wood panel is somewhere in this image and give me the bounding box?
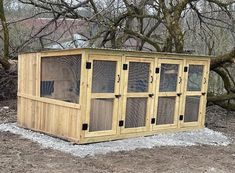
[17,96,81,141]
[17,95,205,144]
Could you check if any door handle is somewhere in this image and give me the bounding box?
[150,76,153,83]
[203,77,206,84]
[117,75,120,83]
[179,77,182,84]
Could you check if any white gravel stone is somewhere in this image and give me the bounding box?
[2,106,9,110]
[0,123,231,158]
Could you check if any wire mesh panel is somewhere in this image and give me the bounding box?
[92,60,116,93]
[128,62,150,92]
[89,99,114,132]
[41,55,81,103]
[125,98,147,128]
[187,65,204,91]
[184,96,200,122]
[156,97,176,125]
[159,64,179,92]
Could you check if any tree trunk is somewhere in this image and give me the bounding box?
[0,0,10,70]
[208,48,235,110]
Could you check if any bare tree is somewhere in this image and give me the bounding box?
[2,0,235,109]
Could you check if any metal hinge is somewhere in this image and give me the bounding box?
[155,67,160,74]
[184,66,188,72]
[151,118,156,124]
[86,62,91,69]
[123,64,128,70]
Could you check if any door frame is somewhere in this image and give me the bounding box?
[84,54,122,138]
[120,56,155,134]
[152,59,184,131]
[180,60,209,128]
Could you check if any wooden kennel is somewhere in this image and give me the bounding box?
[17,48,210,144]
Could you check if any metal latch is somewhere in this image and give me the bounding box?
[151,118,156,124]
[179,115,184,121]
[82,123,88,130]
[115,94,121,98]
[119,120,124,127]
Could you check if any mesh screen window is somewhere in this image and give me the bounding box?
[89,98,114,132]
[41,55,82,103]
[128,62,150,92]
[125,98,147,128]
[92,60,116,93]
[159,64,179,92]
[187,65,204,91]
[156,97,176,125]
[184,96,200,122]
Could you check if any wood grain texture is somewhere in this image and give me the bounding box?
[17,48,211,144]
[17,95,80,141]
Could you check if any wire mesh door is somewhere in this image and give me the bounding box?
[181,61,209,127]
[120,57,154,134]
[152,59,183,130]
[85,55,121,137]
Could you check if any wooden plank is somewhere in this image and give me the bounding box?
[35,53,41,96]
[18,93,81,109]
[28,55,33,95]
[21,55,26,94]
[26,99,32,128]
[21,97,26,127]
[49,104,56,134]
[91,93,116,98]
[31,100,36,129]
[68,108,78,138]
[200,59,211,126]
[17,97,22,125]
[79,50,89,141]
[17,55,22,93]
[41,49,83,57]
[125,93,150,97]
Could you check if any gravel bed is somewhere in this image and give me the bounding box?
[0,123,231,158]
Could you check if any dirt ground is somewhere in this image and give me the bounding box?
[0,100,235,173]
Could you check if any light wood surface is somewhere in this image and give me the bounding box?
[17,48,210,144]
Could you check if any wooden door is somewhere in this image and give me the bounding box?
[85,55,122,137]
[152,59,184,130]
[180,60,209,127]
[120,57,154,134]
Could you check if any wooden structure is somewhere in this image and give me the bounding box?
[17,48,210,144]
